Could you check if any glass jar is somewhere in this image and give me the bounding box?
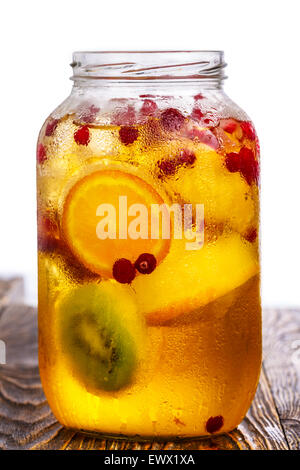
[37,51,261,439]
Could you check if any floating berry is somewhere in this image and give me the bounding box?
[255,136,261,157]
[40,215,57,234]
[74,125,90,146]
[45,118,59,137]
[178,149,196,166]
[37,214,59,252]
[112,105,136,126]
[158,149,196,178]
[191,107,203,121]
[139,94,156,98]
[38,234,59,253]
[140,99,158,116]
[113,258,136,284]
[239,147,259,185]
[81,104,100,123]
[190,128,219,150]
[119,126,139,145]
[240,121,256,141]
[225,152,240,173]
[245,228,257,243]
[135,253,157,274]
[157,158,177,177]
[205,415,224,434]
[161,108,185,132]
[225,147,259,185]
[194,93,204,100]
[37,143,47,164]
[220,118,237,134]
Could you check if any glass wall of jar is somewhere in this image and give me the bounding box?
[37,51,261,438]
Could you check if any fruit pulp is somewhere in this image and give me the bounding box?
[37,101,261,438]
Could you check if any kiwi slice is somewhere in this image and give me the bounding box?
[58,282,144,392]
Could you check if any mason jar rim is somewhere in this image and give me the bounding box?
[71,51,226,83]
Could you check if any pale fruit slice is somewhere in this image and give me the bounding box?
[132,232,259,325]
[153,141,257,237]
[180,152,257,234]
[163,274,259,327]
[177,157,257,236]
[62,169,170,278]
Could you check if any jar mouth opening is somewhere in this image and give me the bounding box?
[71,51,226,82]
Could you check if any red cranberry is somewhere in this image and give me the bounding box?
[37,143,47,164]
[45,119,59,137]
[113,259,136,284]
[245,228,257,243]
[74,126,90,146]
[135,253,157,274]
[240,121,256,141]
[178,149,196,166]
[191,107,203,121]
[161,108,185,132]
[139,94,156,98]
[37,215,59,252]
[194,93,204,100]
[119,126,139,145]
[113,105,136,126]
[157,158,177,177]
[81,104,100,123]
[40,216,57,234]
[239,147,259,185]
[225,152,241,173]
[140,99,158,116]
[158,149,196,178]
[38,234,59,252]
[255,136,261,157]
[220,118,237,134]
[205,416,224,434]
[191,128,219,150]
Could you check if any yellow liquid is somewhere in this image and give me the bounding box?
[37,114,261,438]
[38,254,261,437]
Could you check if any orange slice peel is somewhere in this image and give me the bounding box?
[62,169,170,278]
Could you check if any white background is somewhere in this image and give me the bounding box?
[0,0,299,306]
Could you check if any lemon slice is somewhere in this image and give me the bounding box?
[132,232,259,325]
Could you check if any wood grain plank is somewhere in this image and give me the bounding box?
[263,308,300,450]
[236,366,288,450]
[0,300,291,450]
[0,278,24,315]
[0,305,61,450]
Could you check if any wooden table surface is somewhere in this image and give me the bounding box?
[0,278,299,451]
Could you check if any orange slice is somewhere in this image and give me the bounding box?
[62,169,170,278]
